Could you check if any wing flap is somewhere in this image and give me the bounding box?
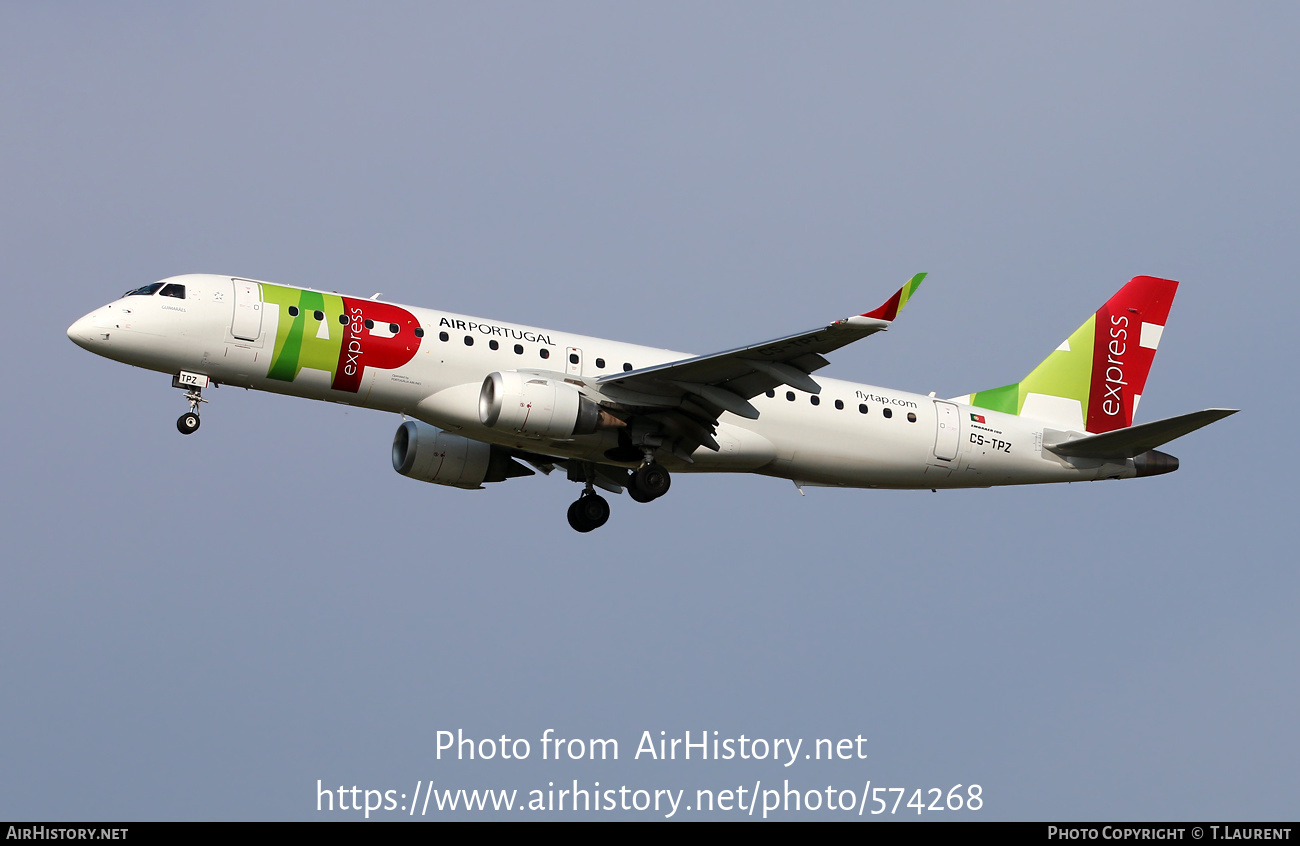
[673,381,761,419]
[744,359,823,394]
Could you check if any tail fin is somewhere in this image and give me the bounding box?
[951,276,1178,433]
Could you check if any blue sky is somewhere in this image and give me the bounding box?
[2,3,1295,820]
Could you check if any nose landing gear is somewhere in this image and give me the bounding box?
[173,379,208,435]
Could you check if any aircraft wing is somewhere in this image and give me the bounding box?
[593,274,925,448]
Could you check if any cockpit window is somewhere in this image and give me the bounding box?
[159,284,186,299]
[123,282,164,297]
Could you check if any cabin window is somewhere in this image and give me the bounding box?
[810,395,820,406]
[786,391,795,401]
[540,348,550,359]
[489,340,499,350]
[159,284,186,299]
[883,407,893,418]
[288,306,300,317]
[835,400,844,410]
[766,389,775,398]
[414,328,424,338]
[439,331,449,342]
[464,335,474,346]
[623,363,632,372]
[338,314,347,325]
[907,412,917,422]
[569,353,579,364]
[596,358,606,369]
[514,344,524,354]
[389,322,399,334]
[858,404,869,414]
[364,318,374,329]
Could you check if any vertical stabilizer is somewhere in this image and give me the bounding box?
[952,276,1178,433]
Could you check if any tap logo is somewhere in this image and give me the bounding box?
[262,285,421,393]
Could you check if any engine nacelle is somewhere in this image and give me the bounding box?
[478,371,602,439]
[392,421,530,489]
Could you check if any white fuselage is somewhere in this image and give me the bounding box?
[68,274,1137,490]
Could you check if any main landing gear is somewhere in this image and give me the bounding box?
[176,385,207,435]
[565,459,672,532]
[630,461,671,501]
[567,489,610,533]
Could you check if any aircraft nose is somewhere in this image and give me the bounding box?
[67,313,97,350]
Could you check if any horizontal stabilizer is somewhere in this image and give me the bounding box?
[1045,408,1237,459]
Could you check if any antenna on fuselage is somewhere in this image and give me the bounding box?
[370,293,382,300]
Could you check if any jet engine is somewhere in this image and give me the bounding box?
[391,421,532,489]
[478,371,605,439]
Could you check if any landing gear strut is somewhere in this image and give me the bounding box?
[176,386,207,435]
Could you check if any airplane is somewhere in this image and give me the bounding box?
[67,273,1236,532]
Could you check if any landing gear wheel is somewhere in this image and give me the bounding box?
[627,485,656,504]
[177,413,201,435]
[632,462,671,500]
[566,492,610,533]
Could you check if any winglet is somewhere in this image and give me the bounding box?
[861,273,926,321]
